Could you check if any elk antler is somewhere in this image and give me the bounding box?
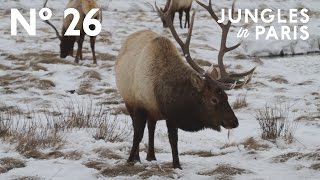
[155,1,235,90]
[43,0,62,40]
[155,1,204,74]
[196,0,256,88]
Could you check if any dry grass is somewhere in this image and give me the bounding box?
[45,101,132,142]
[221,137,270,151]
[269,75,289,84]
[111,106,129,116]
[14,121,64,155]
[81,70,102,80]
[104,88,118,94]
[297,152,320,161]
[0,64,11,70]
[93,115,132,142]
[94,148,123,160]
[296,114,320,121]
[272,152,303,163]
[242,137,270,151]
[84,160,109,171]
[0,157,25,174]
[22,149,82,160]
[78,81,103,95]
[63,150,83,160]
[232,93,248,109]
[311,163,320,171]
[37,79,55,90]
[255,104,297,143]
[100,164,146,177]
[12,176,43,180]
[181,151,228,157]
[198,164,252,179]
[296,80,313,86]
[85,162,175,178]
[95,53,116,61]
[0,102,131,161]
[4,52,75,65]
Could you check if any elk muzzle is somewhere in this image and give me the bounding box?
[221,103,239,129]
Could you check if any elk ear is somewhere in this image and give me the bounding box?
[191,73,204,91]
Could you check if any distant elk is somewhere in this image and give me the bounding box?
[115,0,255,169]
[160,0,193,28]
[43,0,102,64]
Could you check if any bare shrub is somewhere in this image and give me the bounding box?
[13,119,64,154]
[0,105,64,155]
[44,101,132,142]
[93,115,132,142]
[255,104,297,143]
[232,93,248,109]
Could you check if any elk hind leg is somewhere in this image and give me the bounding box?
[127,107,147,163]
[146,120,157,161]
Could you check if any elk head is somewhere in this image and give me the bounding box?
[155,2,239,130]
[42,0,73,59]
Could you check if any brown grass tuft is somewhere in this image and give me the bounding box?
[37,79,55,90]
[94,148,123,160]
[272,152,303,163]
[181,151,227,157]
[84,160,109,171]
[100,164,146,177]
[81,70,102,80]
[269,75,289,84]
[198,164,252,179]
[12,176,43,180]
[0,157,25,174]
[311,163,320,171]
[242,137,270,151]
[232,93,248,109]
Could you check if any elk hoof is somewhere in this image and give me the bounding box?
[127,155,141,164]
[172,163,182,169]
[146,154,157,161]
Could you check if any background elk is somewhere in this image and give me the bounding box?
[160,0,193,28]
[43,0,102,64]
[115,0,254,169]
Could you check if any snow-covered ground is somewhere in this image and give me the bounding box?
[0,0,319,179]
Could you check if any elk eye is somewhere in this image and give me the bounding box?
[211,97,219,105]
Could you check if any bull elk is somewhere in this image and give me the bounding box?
[43,0,102,64]
[115,0,255,169]
[160,0,193,28]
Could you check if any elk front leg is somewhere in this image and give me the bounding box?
[127,108,147,163]
[146,120,157,161]
[90,36,97,64]
[75,33,85,63]
[166,120,181,169]
[185,8,191,28]
[179,10,183,29]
